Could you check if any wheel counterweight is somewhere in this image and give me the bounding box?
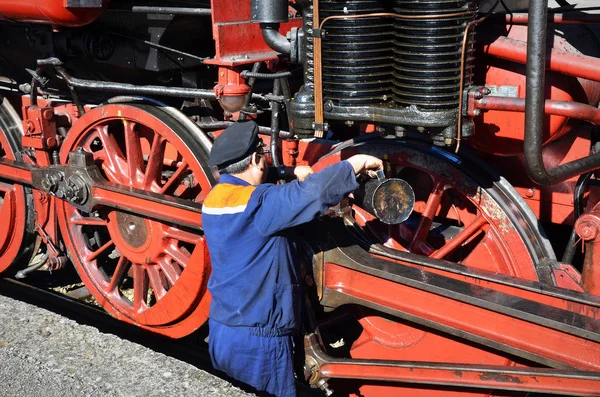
[56,104,215,338]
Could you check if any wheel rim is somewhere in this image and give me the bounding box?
[0,100,31,274]
[324,139,555,397]
[57,104,215,337]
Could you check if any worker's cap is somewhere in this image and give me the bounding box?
[208,120,260,169]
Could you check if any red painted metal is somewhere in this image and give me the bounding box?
[0,158,33,185]
[0,0,107,26]
[314,142,547,397]
[501,12,600,24]
[575,203,600,295]
[472,24,600,156]
[207,0,301,66]
[213,67,250,114]
[56,104,213,338]
[21,105,59,149]
[323,263,600,370]
[472,96,600,124]
[485,36,600,83]
[320,361,600,395]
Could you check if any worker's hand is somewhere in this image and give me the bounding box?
[346,154,384,178]
[294,165,314,181]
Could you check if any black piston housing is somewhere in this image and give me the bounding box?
[320,1,394,106]
[391,0,478,110]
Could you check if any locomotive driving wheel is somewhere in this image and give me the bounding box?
[0,98,33,274]
[322,138,556,397]
[56,104,215,338]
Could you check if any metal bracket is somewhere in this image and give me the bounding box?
[312,28,324,38]
[30,149,103,213]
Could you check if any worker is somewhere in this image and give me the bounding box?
[202,120,384,397]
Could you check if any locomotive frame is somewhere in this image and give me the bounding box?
[0,0,599,396]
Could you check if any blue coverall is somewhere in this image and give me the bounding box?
[202,160,360,397]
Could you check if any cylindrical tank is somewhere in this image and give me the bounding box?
[0,0,108,27]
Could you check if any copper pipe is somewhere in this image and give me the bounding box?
[313,0,324,138]
[312,10,477,138]
[501,13,600,25]
[485,36,600,83]
[456,13,489,153]
[475,96,600,124]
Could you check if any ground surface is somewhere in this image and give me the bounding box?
[0,292,251,397]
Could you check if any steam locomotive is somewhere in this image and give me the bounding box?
[0,0,599,396]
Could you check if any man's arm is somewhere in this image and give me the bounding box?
[251,155,382,236]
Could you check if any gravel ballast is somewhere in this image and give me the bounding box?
[0,293,251,397]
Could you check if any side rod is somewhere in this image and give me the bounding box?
[0,157,202,229]
[305,334,600,396]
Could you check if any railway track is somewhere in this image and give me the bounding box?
[0,273,324,397]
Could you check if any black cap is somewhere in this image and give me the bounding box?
[208,120,260,169]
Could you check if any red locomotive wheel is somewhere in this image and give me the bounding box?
[56,104,215,338]
[325,139,557,397]
[0,99,33,274]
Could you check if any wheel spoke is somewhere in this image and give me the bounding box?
[165,244,190,268]
[123,120,144,184]
[95,125,125,173]
[431,215,487,259]
[70,215,108,227]
[164,227,201,244]
[147,266,167,300]
[409,181,445,252]
[107,256,130,293]
[86,239,115,262]
[159,161,189,195]
[132,264,149,312]
[158,257,182,286]
[143,134,166,189]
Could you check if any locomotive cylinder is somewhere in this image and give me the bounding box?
[0,0,107,27]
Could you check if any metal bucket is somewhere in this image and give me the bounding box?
[356,170,415,225]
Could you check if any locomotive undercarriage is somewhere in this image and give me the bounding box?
[0,0,600,396]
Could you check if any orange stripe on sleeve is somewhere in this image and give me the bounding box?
[203,184,257,209]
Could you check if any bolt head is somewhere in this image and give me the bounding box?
[578,223,599,241]
[42,108,54,120]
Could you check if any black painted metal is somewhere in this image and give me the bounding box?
[259,23,292,54]
[130,6,211,15]
[524,0,600,185]
[250,0,288,23]
[320,0,394,106]
[391,0,477,110]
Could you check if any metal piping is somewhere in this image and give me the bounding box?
[486,36,600,83]
[271,79,282,169]
[524,1,600,185]
[35,58,285,103]
[260,23,291,54]
[240,70,292,79]
[130,6,211,16]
